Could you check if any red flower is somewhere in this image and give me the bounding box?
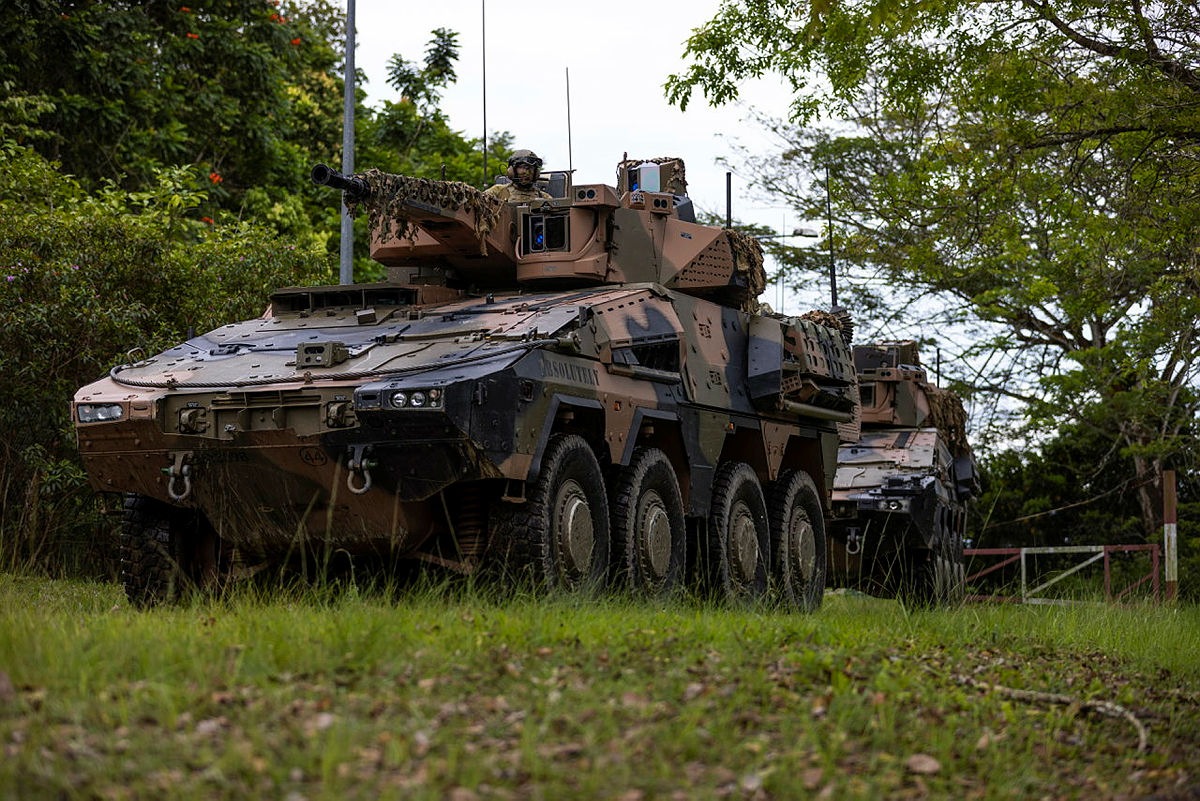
[290,37,301,45]
[209,172,223,184]
[180,6,191,12]
[200,216,214,225]
[186,32,199,39]
[269,12,280,21]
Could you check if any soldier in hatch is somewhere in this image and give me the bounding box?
[485,149,552,202]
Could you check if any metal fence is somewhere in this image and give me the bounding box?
[964,544,1161,605]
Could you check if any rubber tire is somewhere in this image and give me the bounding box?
[707,462,770,603]
[121,493,206,608]
[767,470,827,612]
[490,434,610,592]
[610,447,687,596]
[900,518,965,607]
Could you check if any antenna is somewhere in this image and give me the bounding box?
[566,68,573,174]
[725,171,732,229]
[481,0,488,186]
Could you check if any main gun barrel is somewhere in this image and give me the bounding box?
[311,163,370,199]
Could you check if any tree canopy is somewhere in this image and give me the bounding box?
[668,0,1200,536]
[0,1,345,220]
[0,4,519,283]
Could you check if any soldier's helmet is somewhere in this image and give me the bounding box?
[506,150,542,187]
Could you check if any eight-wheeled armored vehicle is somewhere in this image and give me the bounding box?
[73,156,859,607]
[826,341,979,603]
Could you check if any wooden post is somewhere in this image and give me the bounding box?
[1164,468,1178,602]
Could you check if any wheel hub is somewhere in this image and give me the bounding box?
[555,479,594,576]
[638,491,672,579]
[729,501,760,584]
[789,511,816,581]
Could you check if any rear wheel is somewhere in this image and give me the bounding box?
[121,493,220,607]
[490,434,610,592]
[707,462,769,603]
[767,470,826,612]
[611,447,686,596]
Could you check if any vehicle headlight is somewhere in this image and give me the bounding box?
[77,403,125,423]
[388,388,443,409]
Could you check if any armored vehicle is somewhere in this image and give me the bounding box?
[73,156,857,608]
[826,341,979,603]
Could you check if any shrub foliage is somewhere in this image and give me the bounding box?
[0,144,333,573]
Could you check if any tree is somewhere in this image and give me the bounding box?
[0,6,515,277]
[667,1,1200,537]
[0,9,513,572]
[0,1,345,227]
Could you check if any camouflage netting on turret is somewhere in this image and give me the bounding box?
[346,170,504,256]
[927,386,970,457]
[799,309,861,443]
[799,309,855,346]
[726,229,766,310]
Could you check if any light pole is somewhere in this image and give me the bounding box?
[339,0,356,285]
[825,163,837,309]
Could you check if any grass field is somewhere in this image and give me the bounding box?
[0,575,1197,800]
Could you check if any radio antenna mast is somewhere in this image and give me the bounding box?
[566,67,573,173]
[480,0,488,186]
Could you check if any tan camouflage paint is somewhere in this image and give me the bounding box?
[75,157,857,569]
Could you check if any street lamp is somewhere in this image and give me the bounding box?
[757,227,819,240]
[339,0,356,285]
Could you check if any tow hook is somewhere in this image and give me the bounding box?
[164,451,193,502]
[846,527,862,556]
[346,444,375,495]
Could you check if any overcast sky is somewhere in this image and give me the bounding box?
[350,0,803,247]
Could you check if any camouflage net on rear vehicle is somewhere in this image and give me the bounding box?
[347,170,504,256]
[927,386,970,456]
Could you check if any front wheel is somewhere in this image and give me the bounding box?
[489,434,611,592]
[767,470,826,612]
[121,494,220,607]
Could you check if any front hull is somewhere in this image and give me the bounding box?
[79,421,452,557]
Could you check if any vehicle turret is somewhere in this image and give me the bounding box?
[318,158,767,309]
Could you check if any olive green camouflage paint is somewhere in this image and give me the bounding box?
[74,157,857,585]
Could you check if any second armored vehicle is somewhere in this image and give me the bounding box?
[826,341,979,603]
[73,156,858,608]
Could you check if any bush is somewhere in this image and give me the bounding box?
[0,144,334,575]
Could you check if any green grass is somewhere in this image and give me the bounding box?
[1,575,1197,800]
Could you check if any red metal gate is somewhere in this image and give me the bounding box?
[964,544,1161,604]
